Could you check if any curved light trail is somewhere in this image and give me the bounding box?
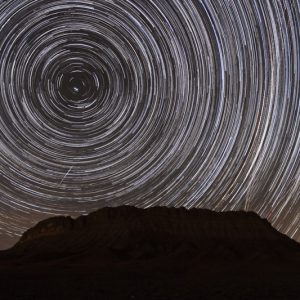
[0,0,299,247]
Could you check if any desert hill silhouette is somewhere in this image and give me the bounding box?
[7,206,300,262]
[1,206,300,300]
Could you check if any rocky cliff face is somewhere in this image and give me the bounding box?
[18,216,74,244]
[10,206,300,262]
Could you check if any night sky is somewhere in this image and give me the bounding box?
[0,0,299,249]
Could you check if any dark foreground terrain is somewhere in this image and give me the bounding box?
[1,206,300,300]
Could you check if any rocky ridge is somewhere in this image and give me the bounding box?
[7,206,300,263]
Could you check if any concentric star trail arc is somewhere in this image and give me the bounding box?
[0,0,299,248]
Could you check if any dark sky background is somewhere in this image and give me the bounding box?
[0,0,299,249]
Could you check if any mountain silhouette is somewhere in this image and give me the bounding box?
[5,206,300,262]
[1,206,300,300]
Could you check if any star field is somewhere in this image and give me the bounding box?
[0,0,299,248]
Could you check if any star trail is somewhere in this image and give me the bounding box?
[0,0,299,248]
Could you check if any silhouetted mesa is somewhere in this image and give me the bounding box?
[1,206,300,300]
[6,206,300,263]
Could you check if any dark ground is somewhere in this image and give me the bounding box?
[1,260,300,300]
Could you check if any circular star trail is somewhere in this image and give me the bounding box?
[0,0,299,247]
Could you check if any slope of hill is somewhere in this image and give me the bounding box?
[5,206,300,263]
[1,206,300,300]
